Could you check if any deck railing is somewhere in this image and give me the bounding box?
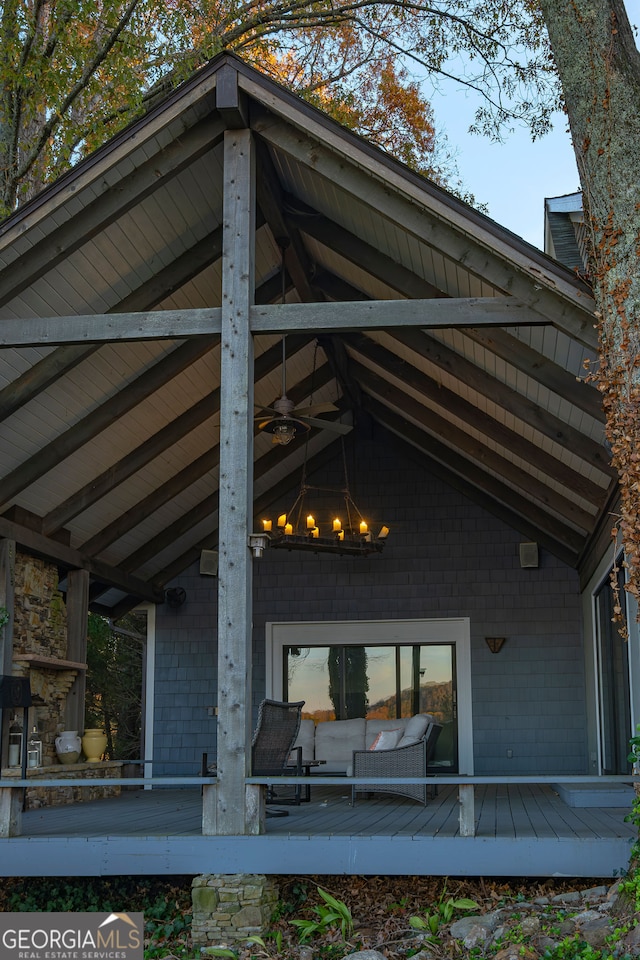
[1,772,636,838]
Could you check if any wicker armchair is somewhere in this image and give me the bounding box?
[251,698,305,806]
[351,722,442,806]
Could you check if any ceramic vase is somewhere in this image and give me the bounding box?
[82,728,107,762]
[55,730,81,765]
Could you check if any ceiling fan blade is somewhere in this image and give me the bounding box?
[300,416,352,434]
[294,402,339,417]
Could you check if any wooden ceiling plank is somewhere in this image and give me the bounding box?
[149,437,343,587]
[113,364,338,569]
[0,337,215,510]
[0,228,225,421]
[463,326,604,424]
[253,115,597,349]
[43,335,316,537]
[42,392,219,536]
[345,335,608,507]
[0,516,163,603]
[388,329,612,477]
[284,196,444,300]
[355,362,594,532]
[363,397,584,562]
[0,345,100,422]
[0,117,225,308]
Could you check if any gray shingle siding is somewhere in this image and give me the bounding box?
[155,430,585,776]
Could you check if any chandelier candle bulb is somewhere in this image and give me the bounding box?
[284,522,293,535]
[333,518,342,532]
[306,514,315,529]
[277,514,287,528]
[360,521,368,534]
[262,519,272,532]
[312,527,319,538]
[338,530,345,541]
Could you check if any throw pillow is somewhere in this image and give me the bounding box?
[369,729,401,751]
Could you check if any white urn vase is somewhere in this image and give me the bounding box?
[55,730,81,765]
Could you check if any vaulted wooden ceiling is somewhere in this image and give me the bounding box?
[0,54,612,613]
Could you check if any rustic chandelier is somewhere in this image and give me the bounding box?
[250,441,389,558]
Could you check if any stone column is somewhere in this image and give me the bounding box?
[191,874,279,946]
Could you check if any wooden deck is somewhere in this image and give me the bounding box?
[0,783,635,879]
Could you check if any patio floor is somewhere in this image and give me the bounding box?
[1,782,635,879]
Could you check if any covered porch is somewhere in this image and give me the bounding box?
[0,52,635,879]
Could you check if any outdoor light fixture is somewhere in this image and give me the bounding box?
[485,636,506,654]
[256,442,389,557]
[248,532,270,558]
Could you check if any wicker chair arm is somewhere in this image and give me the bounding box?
[352,738,427,778]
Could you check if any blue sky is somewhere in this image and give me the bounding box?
[426,0,639,250]
[431,98,580,252]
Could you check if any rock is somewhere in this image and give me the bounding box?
[342,951,387,960]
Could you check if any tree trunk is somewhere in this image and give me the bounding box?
[540,0,640,619]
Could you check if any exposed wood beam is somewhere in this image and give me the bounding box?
[0,517,163,603]
[462,327,604,424]
[250,298,551,334]
[283,194,444,300]
[345,338,608,507]
[151,436,344,587]
[0,228,226,421]
[117,366,339,572]
[386,329,612,477]
[363,397,584,564]
[0,338,215,510]
[44,335,316,537]
[354,363,594,532]
[43,392,218,536]
[0,117,224,309]
[255,139,317,302]
[0,308,221,346]
[252,115,597,348]
[0,297,554,347]
[0,345,100,422]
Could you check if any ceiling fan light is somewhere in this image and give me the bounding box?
[272,421,296,445]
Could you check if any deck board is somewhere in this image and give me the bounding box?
[1,784,634,879]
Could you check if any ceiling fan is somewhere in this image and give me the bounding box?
[255,336,352,445]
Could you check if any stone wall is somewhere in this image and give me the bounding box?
[0,760,123,808]
[9,553,79,767]
[192,874,279,944]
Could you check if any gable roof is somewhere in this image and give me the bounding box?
[0,54,611,612]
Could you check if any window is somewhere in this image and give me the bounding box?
[266,617,473,774]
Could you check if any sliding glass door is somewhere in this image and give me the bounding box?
[284,641,457,769]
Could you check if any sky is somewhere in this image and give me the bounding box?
[426,1,640,251]
[430,95,580,252]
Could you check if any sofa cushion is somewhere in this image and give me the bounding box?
[292,718,316,763]
[397,714,433,748]
[365,718,408,749]
[370,729,401,751]
[315,717,366,772]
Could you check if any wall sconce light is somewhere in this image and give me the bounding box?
[165,587,187,608]
[485,636,506,654]
[248,532,270,559]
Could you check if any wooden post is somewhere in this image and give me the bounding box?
[213,125,257,836]
[0,540,20,836]
[0,786,22,837]
[458,783,476,837]
[0,539,15,766]
[65,569,90,733]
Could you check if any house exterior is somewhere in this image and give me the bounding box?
[0,54,636,881]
